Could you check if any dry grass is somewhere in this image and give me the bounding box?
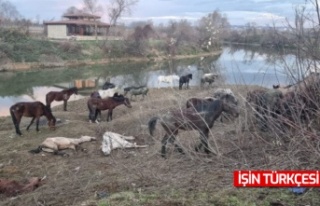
[1,85,320,206]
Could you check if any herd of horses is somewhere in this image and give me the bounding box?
[8,71,320,197]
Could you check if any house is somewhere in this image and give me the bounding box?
[44,13,110,40]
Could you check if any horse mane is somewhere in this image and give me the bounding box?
[112,93,126,101]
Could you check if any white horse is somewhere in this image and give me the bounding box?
[157,75,180,88]
[29,136,97,155]
[101,132,148,155]
[98,87,123,98]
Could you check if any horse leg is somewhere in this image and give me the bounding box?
[63,100,67,111]
[26,117,35,131]
[197,128,210,154]
[107,110,113,122]
[161,134,169,158]
[13,114,23,136]
[35,117,41,132]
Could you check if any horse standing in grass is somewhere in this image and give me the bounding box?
[10,101,56,136]
[87,93,132,123]
[148,93,240,158]
[179,74,193,90]
[157,75,180,88]
[200,73,219,87]
[46,87,78,111]
[124,86,149,100]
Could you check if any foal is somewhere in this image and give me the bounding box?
[87,93,132,122]
[179,74,193,90]
[10,101,56,136]
[148,94,240,158]
[46,87,78,111]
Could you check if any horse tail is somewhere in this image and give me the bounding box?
[148,116,159,136]
[10,107,18,126]
[29,146,42,154]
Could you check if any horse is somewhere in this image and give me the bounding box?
[123,86,149,100]
[148,93,240,158]
[0,176,46,197]
[200,73,219,87]
[246,89,283,131]
[29,136,96,156]
[101,132,148,155]
[46,87,78,111]
[102,81,115,90]
[10,101,56,136]
[87,93,132,122]
[90,91,101,99]
[98,87,123,99]
[157,75,180,88]
[179,74,193,90]
[186,97,215,110]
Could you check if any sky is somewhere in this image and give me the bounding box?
[9,0,313,26]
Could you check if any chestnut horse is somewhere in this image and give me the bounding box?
[46,87,78,111]
[10,101,56,136]
[0,176,45,197]
[87,93,132,122]
[148,93,240,158]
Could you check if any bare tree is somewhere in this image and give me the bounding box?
[0,0,20,26]
[64,6,83,15]
[83,0,103,39]
[107,0,138,27]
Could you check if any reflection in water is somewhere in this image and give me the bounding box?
[0,46,303,117]
[0,87,84,117]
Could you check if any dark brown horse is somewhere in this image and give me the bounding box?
[10,101,56,136]
[148,93,240,158]
[87,93,132,122]
[46,87,78,111]
[186,97,215,110]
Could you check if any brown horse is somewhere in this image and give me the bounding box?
[0,176,45,197]
[148,93,240,158]
[46,87,78,111]
[87,93,132,122]
[10,101,56,136]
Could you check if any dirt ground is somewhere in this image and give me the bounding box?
[1,85,320,206]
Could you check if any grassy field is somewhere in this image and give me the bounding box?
[0,85,320,206]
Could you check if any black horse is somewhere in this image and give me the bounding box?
[179,74,193,90]
[102,82,115,90]
[148,93,239,158]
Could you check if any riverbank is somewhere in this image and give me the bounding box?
[0,85,318,205]
[1,48,222,72]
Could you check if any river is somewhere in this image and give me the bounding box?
[0,46,301,117]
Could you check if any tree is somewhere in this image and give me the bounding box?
[197,10,230,51]
[0,0,20,25]
[64,6,82,15]
[107,0,138,27]
[83,0,103,39]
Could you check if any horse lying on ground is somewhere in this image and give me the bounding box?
[87,93,132,122]
[157,75,180,88]
[29,136,96,156]
[148,93,240,158]
[10,101,56,136]
[200,73,219,87]
[179,74,193,90]
[0,176,46,197]
[46,87,78,111]
[101,132,148,155]
[124,86,149,100]
[102,81,115,90]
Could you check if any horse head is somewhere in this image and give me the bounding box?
[124,97,132,108]
[72,87,78,95]
[48,116,56,130]
[188,73,193,79]
[220,94,240,118]
[80,136,97,142]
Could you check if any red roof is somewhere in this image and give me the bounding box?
[44,20,110,27]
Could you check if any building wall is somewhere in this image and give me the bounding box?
[47,25,67,39]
